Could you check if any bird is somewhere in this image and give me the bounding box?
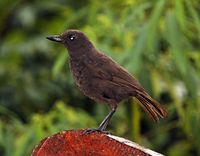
[47,29,167,133]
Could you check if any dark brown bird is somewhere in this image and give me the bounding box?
[47,29,167,133]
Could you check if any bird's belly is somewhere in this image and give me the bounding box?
[69,61,91,92]
[72,68,87,88]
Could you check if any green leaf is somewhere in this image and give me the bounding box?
[127,25,148,74]
[147,0,165,53]
[166,11,188,76]
[52,51,67,79]
[185,0,200,41]
[174,0,186,31]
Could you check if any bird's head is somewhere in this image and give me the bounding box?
[47,29,94,57]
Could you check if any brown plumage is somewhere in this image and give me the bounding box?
[47,29,167,132]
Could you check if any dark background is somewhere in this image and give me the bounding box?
[0,0,200,155]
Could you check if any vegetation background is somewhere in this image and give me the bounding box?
[0,0,200,155]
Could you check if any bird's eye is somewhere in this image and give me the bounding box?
[69,35,76,41]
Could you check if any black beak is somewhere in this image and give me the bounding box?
[46,35,62,42]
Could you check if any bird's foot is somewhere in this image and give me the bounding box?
[82,128,111,135]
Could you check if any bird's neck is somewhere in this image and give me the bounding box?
[68,46,96,60]
[66,39,95,58]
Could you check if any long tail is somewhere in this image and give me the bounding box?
[136,93,167,122]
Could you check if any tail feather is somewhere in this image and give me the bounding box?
[136,93,167,122]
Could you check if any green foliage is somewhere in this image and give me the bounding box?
[0,0,200,155]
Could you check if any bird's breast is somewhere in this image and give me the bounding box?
[69,58,91,89]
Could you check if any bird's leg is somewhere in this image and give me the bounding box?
[83,107,116,134]
[97,108,116,131]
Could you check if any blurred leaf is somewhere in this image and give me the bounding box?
[166,11,188,76]
[167,141,191,156]
[185,0,200,41]
[147,0,165,53]
[174,0,186,31]
[126,25,147,74]
[52,51,67,79]
[132,100,140,143]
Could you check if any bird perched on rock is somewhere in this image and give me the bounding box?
[47,29,167,133]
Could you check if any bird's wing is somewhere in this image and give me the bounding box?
[92,53,145,92]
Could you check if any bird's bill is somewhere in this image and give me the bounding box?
[46,35,62,42]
